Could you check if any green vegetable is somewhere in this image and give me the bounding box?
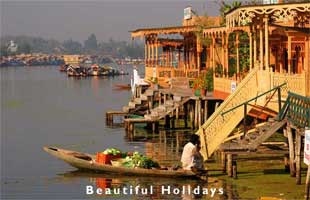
[102,148,121,155]
[121,152,160,169]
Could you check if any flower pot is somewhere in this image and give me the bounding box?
[200,89,206,97]
[194,89,201,97]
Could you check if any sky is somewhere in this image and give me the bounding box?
[1,0,221,42]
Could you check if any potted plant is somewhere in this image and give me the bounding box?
[148,77,158,90]
[192,73,208,97]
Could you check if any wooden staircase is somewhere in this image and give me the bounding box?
[144,96,190,120]
[122,88,156,113]
[197,67,260,160]
[220,119,286,152]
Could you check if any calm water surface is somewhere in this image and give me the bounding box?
[1,66,224,199]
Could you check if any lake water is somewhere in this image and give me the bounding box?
[1,66,224,199]
[1,65,304,199]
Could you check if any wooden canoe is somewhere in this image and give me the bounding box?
[43,146,203,179]
[113,84,131,90]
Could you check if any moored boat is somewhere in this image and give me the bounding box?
[43,146,205,179]
[114,84,131,90]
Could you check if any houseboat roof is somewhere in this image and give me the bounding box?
[131,25,197,38]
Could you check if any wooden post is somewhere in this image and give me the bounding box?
[232,155,238,179]
[204,100,208,123]
[190,103,195,129]
[221,151,227,173]
[284,154,290,172]
[296,131,302,185]
[249,29,253,69]
[129,123,134,134]
[227,154,233,177]
[305,165,310,200]
[264,17,269,69]
[165,115,170,129]
[243,103,247,136]
[287,124,296,177]
[194,100,198,128]
[152,122,156,133]
[278,87,281,112]
[149,96,153,110]
[288,36,292,73]
[254,29,257,64]
[236,32,240,76]
[184,103,188,128]
[171,112,175,129]
[198,100,202,127]
[260,24,264,70]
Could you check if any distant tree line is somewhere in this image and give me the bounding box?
[0,33,144,58]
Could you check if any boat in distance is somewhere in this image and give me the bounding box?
[43,146,205,179]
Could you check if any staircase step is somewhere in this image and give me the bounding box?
[123,106,130,113]
[140,94,148,101]
[165,100,174,106]
[128,102,136,108]
[134,98,142,104]
[145,90,154,96]
[173,96,182,102]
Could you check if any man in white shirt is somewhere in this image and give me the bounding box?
[181,134,200,170]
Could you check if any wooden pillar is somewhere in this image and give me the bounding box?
[165,115,170,129]
[178,48,181,69]
[170,48,173,67]
[204,100,208,122]
[221,151,226,173]
[129,123,134,134]
[236,32,240,76]
[148,40,151,65]
[260,24,264,70]
[284,154,290,172]
[166,48,169,67]
[249,29,253,69]
[232,155,237,179]
[171,112,175,129]
[296,131,302,185]
[152,122,156,133]
[145,40,148,65]
[288,36,292,74]
[222,33,225,74]
[254,29,257,65]
[183,103,188,128]
[264,17,269,69]
[227,154,233,177]
[198,100,202,127]
[190,103,195,129]
[151,41,154,65]
[212,35,216,70]
[156,42,158,65]
[194,100,199,128]
[287,124,296,177]
[225,33,229,72]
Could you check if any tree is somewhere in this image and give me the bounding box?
[219,1,242,25]
[63,39,82,54]
[18,42,31,54]
[84,33,98,53]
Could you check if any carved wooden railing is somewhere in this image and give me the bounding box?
[272,72,307,98]
[197,67,259,160]
[186,69,199,79]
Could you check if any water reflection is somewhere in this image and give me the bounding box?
[125,129,193,166]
